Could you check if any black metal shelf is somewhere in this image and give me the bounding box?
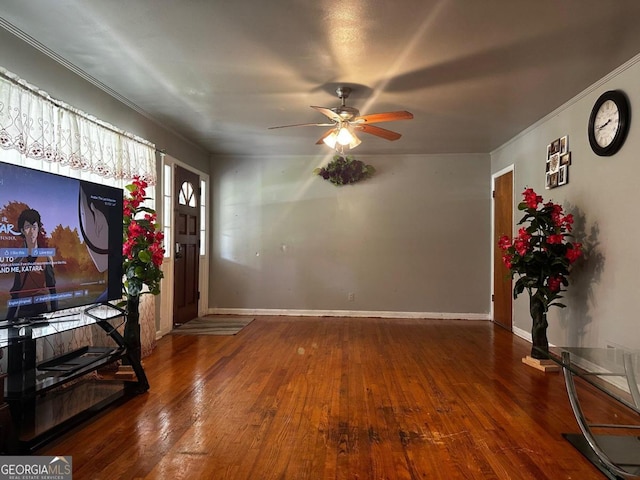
[15,379,130,451]
[1,303,148,453]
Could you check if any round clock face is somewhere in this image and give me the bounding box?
[588,90,630,156]
[593,100,620,147]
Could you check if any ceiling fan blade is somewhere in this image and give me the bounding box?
[311,106,342,122]
[268,122,335,129]
[354,110,413,124]
[315,129,336,145]
[355,124,402,141]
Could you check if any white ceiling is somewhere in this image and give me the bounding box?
[2,1,640,157]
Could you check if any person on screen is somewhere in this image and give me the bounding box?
[5,208,58,320]
[78,184,111,303]
[79,185,109,273]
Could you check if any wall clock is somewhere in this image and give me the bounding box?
[588,90,631,156]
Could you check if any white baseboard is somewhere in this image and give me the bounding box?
[207,308,491,320]
[155,309,490,339]
[513,325,531,342]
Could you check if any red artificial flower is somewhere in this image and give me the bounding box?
[498,235,512,250]
[514,240,528,256]
[547,275,563,292]
[133,176,148,189]
[149,242,164,267]
[123,238,134,259]
[562,213,574,232]
[502,254,513,269]
[546,234,563,244]
[128,220,145,239]
[123,199,135,216]
[513,228,531,256]
[523,188,543,209]
[563,213,574,225]
[566,243,582,263]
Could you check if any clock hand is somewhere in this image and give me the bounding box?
[596,119,611,130]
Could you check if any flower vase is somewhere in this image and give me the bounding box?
[124,295,142,366]
[529,293,549,359]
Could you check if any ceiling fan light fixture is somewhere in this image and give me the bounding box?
[323,126,361,151]
[336,125,356,146]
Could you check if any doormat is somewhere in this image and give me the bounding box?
[172,317,255,336]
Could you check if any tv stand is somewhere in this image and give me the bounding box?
[0,303,148,453]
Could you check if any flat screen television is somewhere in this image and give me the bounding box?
[0,161,123,321]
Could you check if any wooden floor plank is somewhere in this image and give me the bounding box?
[36,316,634,479]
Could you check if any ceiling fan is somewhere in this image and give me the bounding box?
[268,87,413,151]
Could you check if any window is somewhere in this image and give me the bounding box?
[200,179,206,256]
[178,181,197,207]
[163,164,172,258]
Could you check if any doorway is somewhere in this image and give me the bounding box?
[493,168,513,330]
[173,165,200,326]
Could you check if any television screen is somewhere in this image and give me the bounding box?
[0,162,123,321]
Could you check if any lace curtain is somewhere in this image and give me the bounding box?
[0,67,158,363]
[0,67,156,183]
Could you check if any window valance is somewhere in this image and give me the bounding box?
[0,67,156,184]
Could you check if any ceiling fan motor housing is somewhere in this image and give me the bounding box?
[332,87,359,119]
[331,105,359,120]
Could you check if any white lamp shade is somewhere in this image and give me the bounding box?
[336,126,355,145]
[322,131,338,148]
[348,133,362,149]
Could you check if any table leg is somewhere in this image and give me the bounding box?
[561,351,640,479]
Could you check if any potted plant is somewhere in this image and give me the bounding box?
[122,176,165,369]
[498,188,582,359]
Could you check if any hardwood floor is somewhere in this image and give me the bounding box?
[37,316,634,479]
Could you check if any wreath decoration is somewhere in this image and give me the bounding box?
[313,155,375,186]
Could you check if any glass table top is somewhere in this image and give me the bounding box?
[543,346,640,415]
[0,303,124,348]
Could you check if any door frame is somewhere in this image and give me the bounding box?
[491,165,514,327]
[158,154,209,337]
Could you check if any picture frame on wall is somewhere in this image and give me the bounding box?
[547,139,560,158]
[547,153,560,174]
[545,135,570,189]
[559,136,568,155]
[558,165,568,186]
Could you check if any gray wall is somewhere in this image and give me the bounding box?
[492,55,640,350]
[210,153,492,316]
[0,27,210,173]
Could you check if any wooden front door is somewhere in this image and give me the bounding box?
[173,166,200,326]
[493,170,513,330]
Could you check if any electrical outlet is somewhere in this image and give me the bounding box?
[348,292,355,301]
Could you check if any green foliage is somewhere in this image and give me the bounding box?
[313,155,375,185]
